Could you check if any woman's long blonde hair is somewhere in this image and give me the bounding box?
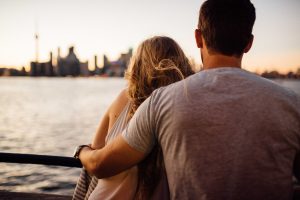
[125,36,194,199]
[125,36,194,119]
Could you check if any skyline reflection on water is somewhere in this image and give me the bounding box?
[0,77,299,195]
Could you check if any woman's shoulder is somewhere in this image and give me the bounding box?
[108,88,129,122]
[118,88,129,102]
[113,88,129,108]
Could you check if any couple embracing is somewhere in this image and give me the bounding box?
[73,0,300,199]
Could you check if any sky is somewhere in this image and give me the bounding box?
[0,0,299,73]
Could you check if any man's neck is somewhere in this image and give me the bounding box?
[203,53,242,70]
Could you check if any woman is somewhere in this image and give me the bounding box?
[73,36,194,200]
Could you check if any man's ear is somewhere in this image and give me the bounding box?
[195,29,203,48]
[244,34,254,53]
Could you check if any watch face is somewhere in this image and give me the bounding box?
[73,146,80,158]
[74,145,90,159]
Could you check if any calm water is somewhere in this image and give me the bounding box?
[0,77,126,195]
[0,77,299,195]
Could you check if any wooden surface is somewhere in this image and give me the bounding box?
[0,190,71,200]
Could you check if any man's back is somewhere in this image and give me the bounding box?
[150,67,300,199]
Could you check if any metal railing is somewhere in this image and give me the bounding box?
[0,152,82,168]
[1,152,300,199]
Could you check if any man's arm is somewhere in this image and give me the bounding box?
[80,93,157,179]
[79,134,146,179]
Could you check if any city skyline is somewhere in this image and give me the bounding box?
[0,0,299,73]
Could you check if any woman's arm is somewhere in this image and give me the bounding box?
[91,89,129,149]
[91,111,109,149]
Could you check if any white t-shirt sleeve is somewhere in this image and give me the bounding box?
[122,96,156,154]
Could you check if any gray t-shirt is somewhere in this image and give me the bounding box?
[122,67,300,200]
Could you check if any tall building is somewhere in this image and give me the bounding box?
[30,52,54,76]
[93,55,102,75]
[56,46,89,76]
[57,46,79,76]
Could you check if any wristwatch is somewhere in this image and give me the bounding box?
[73,144,91,159]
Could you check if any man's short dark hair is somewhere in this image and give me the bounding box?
[198,0,256,57]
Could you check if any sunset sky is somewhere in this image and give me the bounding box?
[0,0,299,73]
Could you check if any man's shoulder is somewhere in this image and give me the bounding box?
[151,67,299,107]
[150,73,198,100]
[249,74,300,100]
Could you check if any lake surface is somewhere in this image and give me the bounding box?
[0,77,299,195]
[0,77,126,195]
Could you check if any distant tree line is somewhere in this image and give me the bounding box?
[261,68,300,79]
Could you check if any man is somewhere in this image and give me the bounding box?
[78,0,300,199]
